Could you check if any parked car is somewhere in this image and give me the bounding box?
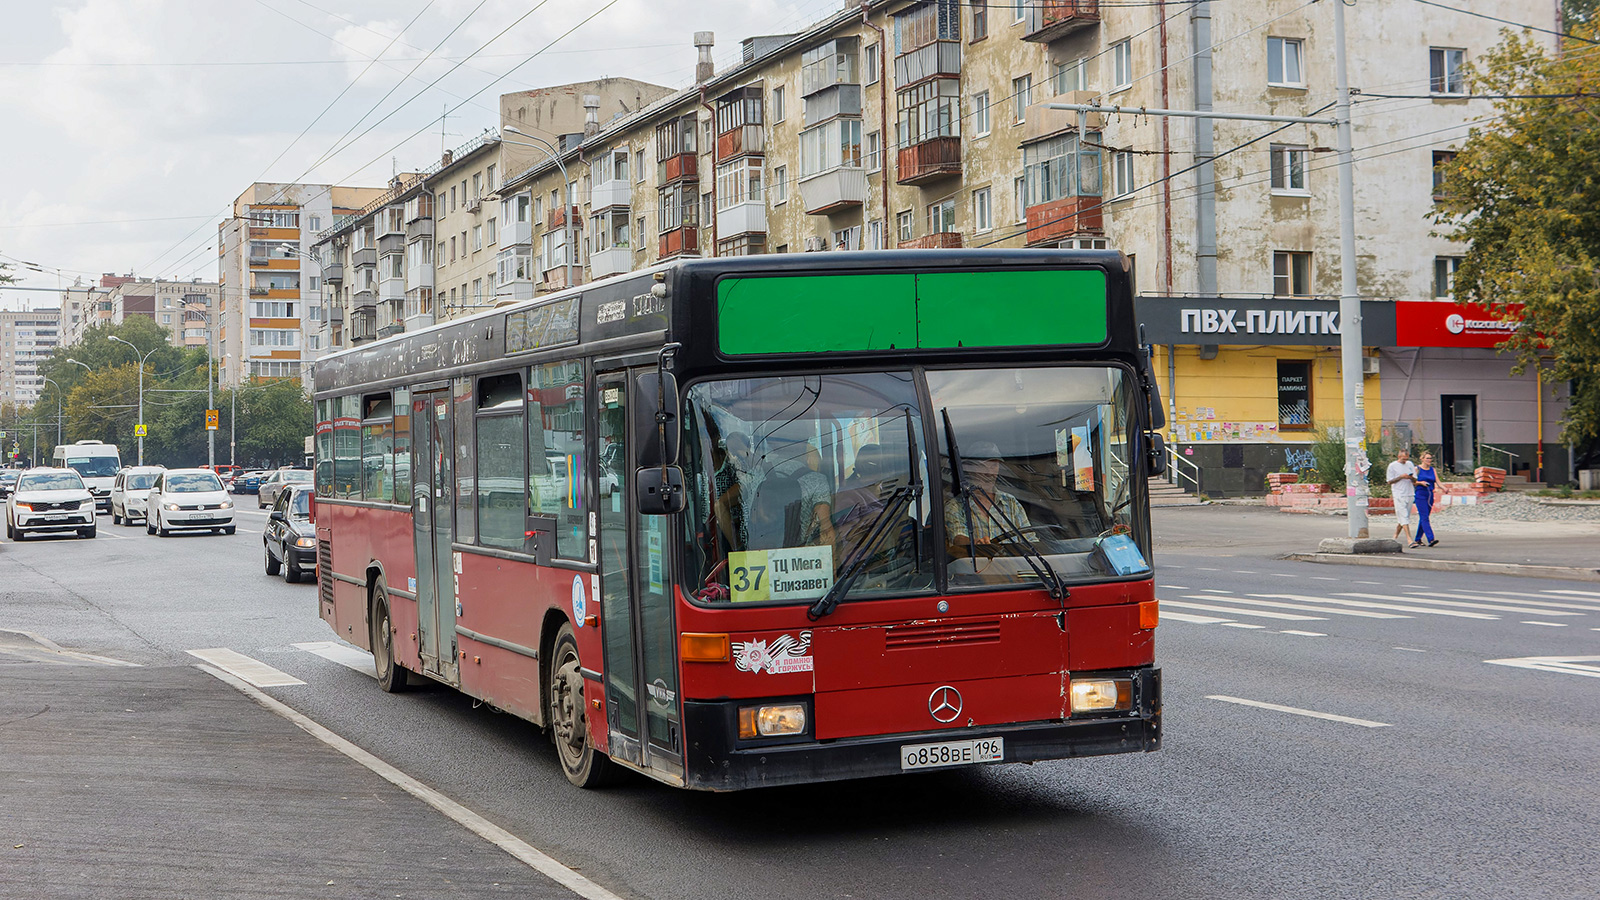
[110,465,164,525]
[0,468,20,499]
[263,485,316,583]
[258,468,313,509]
[5,468,96,540]
[232,470,270,495]
[147,469,235,536]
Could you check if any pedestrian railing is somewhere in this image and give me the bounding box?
[1165,442,1201,494]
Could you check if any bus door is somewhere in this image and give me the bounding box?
[411,388,459,684]
[596,368,683,779]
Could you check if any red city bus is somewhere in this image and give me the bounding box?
[314,250,1165,790]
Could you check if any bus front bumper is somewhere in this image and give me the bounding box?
[681,667,1160,791]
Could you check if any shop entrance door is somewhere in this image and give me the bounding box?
[1441,395,1477,474]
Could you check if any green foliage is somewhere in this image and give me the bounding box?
[234,378,313,468]
[1432,24,1600,444]
[1310,425,1349,492]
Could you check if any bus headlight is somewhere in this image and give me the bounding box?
[738,703,807,738]
[1069,678,1132,713]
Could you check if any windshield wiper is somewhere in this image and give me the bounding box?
[808,413,923,621]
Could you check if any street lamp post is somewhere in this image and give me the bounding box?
[108,335,158,466]
[41,376,63,447]
[502,126,575,293]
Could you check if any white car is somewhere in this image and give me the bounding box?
[146,468,236,537]
[111,465,164,526]
[5,468,96,540]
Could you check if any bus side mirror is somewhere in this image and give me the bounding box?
[635,465,685,515]
[1146,433,1167,477]
[632,371,681,468]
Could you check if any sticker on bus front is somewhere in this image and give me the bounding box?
[728,546,833,603]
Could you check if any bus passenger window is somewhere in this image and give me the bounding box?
[361,392,395,504]
[528,360,588,559]
[334,395,361,500]
[315,399,334,497]
[393,389,412,505]
[476,373,526,550]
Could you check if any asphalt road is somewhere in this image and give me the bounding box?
[1,504,1596,899]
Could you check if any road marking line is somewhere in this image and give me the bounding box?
[1225,595,1410,619]
[1170,599,1326,621]
[194,663,629,900]
[1272,573,1298,578]
[1206,695,1391,728]
[1485,656,1600,679]
[1394,647,1426,652]
[1222,622,1265,629]
[1195,567,1220,571]
[186,648,304,687]
[1521,621,1569,628]
[1161,611,1232,624]
[1452,589,1600,606]
[1390,593,1585,616]
[1200,588,1234,594]
[1232,570,1258,574]
[1542,590,1600,599]
[1312,595,1497,614]
[1279,630,1326,637]
[1354,581,1383,585]
[292,641,376,678]
[1161,584,1191,590]
[1405,592,1599,613]
[0,628,141,667]
[1311,576,1339,581]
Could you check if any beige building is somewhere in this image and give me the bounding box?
[429,134,503,318]
[89,276,221,349]
[217,182,385,386]
[0,306,62,408]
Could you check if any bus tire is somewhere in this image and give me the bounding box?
[370,580,409,693]
[549,623,616,789]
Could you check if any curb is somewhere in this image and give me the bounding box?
[1282,552,1600,583]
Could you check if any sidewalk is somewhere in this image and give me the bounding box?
[0,649,585,900]
[1153,503,1600,581]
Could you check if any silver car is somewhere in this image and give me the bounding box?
[258,468,313,509]
[111,465,164,526]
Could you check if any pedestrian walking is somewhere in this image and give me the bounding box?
[1413,451,1439,547]
[1386,448,1418,547]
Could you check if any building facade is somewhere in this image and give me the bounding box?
[0,306,62,408]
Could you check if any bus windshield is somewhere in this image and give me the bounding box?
[930,365,1147,586]
[65,457,120,478]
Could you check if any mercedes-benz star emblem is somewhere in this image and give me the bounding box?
[928,685,963,723]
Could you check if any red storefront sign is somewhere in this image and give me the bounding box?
[1394,301,1523,348]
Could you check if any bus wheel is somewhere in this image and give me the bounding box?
[549,623,615,788]
[370,580,409,694]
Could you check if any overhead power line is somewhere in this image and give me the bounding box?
[1406,0,1599,45]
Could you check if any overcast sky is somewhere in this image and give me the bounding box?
[0,0,830,310]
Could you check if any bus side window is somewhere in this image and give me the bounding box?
[528,359,588,559]
[476,372,526,550]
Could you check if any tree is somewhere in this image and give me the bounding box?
[1434,25,1600,448]
[233,378,313,468]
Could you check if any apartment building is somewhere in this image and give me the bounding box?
[430,133,503,319]
[217,182,385,387]
[314,168,432,349]
[0,306,62,408]
[88,276,222,349]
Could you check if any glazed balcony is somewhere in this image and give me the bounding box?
[406,218,433,241]
[658,153,697,184]
[1024,196,1104,246]
[898,232,963,250]
[1023,0,1101,44]
[896,137,962,185]
[378,233,405,256]
[717,125,766,160]
[351,247,376,268]
[800,167,867,215]
[591,179,631,212]
[716,200,766,239]
[894,40,960,87]
[546,205,580,232]
[589,246,633,280]
[659,226,699,259]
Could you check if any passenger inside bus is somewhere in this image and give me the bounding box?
[944,440,1033,559]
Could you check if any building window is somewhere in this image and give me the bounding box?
[1055,58,1087,94]
[1012,75,1032,124]
[1113,150,1135,198]
[1430,47,1466,95]
[450,186,457,212]
[865,130,881,169]
[971,0,987,41]
[307,215,321,231]
[865,42,879,84]
[896,209,914,243]
[636,215,647,250]
[799,118,863,176]
[1268,37,1304,87]
[473,225,482,252]
[928,197,956,234]
[896,78,961,147]
[715,157,764,207]
[1270,144,1308,193]
[1432,150,1457,201]
[833,226,860,251]
[635,149,646,183]
[772,85,785,123]
[487,164,497,190]
[866,219,883,250]
[1277,360,1313,429]
[1434,257,1463,299]
[1013,0,1025,23]
[1112,40,1133,90]
[487,217,497,245]
[1022,132,1104,207]
[773,165,788,204]
[1273,251,1312,297]
[973,187,992,232]
[973,91,990,136]
[1013,175,1026,223]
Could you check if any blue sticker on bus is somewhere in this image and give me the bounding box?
[1095,533,1150,576]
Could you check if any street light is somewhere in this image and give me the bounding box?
[108,335,158,466]
[502,125,575,293]
[65,358,91,373]
[41,376,63,447]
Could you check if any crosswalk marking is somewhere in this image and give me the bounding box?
[1222,622,1265,629]
[1295,594,1499,620]
[1406,592,1600,613]
[1521,621,1568,628]
[1167,598,1326,621]
[187,648,304,687]
[1201,595,1409,619]
[1541,589,1600,599]
[1163,611,1232,624]
[1279,630,1326,637]
[1485,656,1600,679]
[1370,594,1588,616]
[292,641,376,679]
[1457,589,1600,607]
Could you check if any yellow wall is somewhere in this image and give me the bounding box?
[1151,344,1382,443]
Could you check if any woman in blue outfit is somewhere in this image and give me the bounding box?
[1412,451,1439,547]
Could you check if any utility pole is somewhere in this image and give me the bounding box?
[1048,0,1370,539]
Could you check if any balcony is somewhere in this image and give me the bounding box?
[350,314,376,345]
[378,233,405,256]
[352,289,376,312]
[589,246,633,280]
[717,125,765,160]
[404,312,435,331]
[249,286,269,297]
[716,200,767,239]
[894,40,960,87]
[541,265,583,292]
[406,217,433,241]
[659,226,699,259]
[659,153,697,184]
[1023,0,1101,44]
[592,179,631,212]
[1020,93,1103,145]
[504,217,533,247]
[352,247,376,268]
[248,255,270,267]
[896,137,962,185]
[406,264,434,288]
[803,84,862,124]
[322,262,343,283]
[1024,196,1104,246]
[898,232,964,250]
[379,277,404,303]
[377,323,405,339]
[546,205,580,232]
[800,167,868,215]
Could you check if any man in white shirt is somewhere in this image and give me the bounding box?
[1386,448,1418,546]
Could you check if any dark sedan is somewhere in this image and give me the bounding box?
[263,486,316,583]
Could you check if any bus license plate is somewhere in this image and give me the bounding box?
[900,737,1004,771]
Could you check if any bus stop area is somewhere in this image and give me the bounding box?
[0,652,577,900]
[1153,501,1600,581]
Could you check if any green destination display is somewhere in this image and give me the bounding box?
[716,269,1108,355]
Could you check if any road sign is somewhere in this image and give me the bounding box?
[135,424,148,437]
[205,409,219,431]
